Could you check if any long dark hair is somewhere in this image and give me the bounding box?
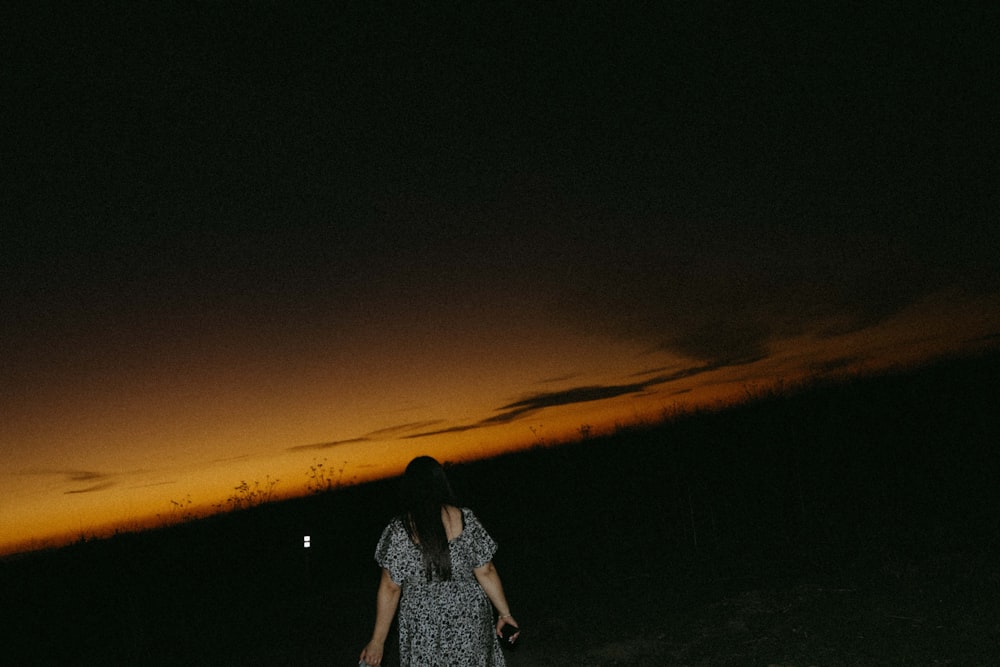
[400,456,458,582]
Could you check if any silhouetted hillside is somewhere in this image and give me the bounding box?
[3,350,999,665]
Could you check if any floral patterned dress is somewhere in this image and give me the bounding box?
[375,507,506,667]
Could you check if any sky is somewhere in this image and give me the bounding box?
[2,2,998,555]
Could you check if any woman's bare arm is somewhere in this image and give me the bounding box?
[360,568,401,666]
[474,560,520,641]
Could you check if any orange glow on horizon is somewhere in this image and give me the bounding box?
[2,289,998,557]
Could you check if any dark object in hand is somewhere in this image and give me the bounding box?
[500,623,520,645]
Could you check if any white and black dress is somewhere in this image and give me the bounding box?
[375,508,505,667]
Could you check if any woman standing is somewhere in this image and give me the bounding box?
[359,456,520,666]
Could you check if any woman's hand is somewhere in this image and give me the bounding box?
[359,639,384,666]
[496,615,521,645]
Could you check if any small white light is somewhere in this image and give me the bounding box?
[303,535,311,548]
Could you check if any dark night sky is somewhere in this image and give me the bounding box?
[2,2,998,551]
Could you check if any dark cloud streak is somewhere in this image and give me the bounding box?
[406,358,760,439]
[285,421,448,451]
[64,482,115,495]
[287,438,369,453]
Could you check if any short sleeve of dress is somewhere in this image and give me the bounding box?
[462,509,498,568]
[374,519,408,584]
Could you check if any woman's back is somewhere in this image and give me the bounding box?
[376,507,506,666]
[360,457,517,667]
[442,504,463,541]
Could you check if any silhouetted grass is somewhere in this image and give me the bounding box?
[2,350,999,665]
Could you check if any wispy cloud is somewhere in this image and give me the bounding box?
[18,469,109,483]
[60,471,114,494]
[498,381,655,413]
[16,468,118,494]
[55,470,105,482]
[211,454,249,464]
[404,358,760,439]
[628,366,675,378]
[364,421,446,438]
[536,373,580,385]
[287,437,370,452]
[403,424,481,438]
[288,358,765,446]
[65,482,114,495]
[286,420,448,452]
[129,480,178,489]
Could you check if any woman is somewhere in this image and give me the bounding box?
[359,456,520,666]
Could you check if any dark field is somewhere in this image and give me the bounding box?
[3,351,999,666]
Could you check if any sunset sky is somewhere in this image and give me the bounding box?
[3,3,998,555]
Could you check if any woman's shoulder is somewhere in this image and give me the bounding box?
[458,506,490,531]
[381,515,409,538]
[376,516,413,552]
[455,507,498,559]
